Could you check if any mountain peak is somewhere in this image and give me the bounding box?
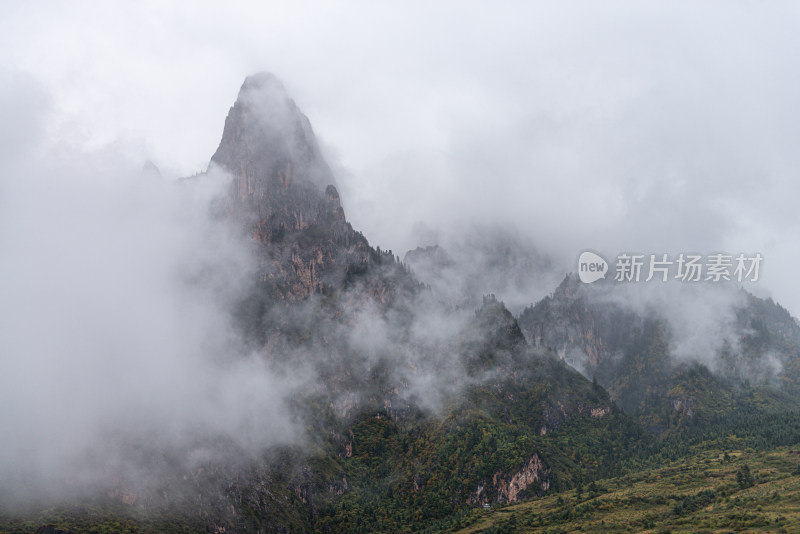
[210,73,335,191]
[240,71,284,90]
[236,72,292,114]
[207,73,375,301]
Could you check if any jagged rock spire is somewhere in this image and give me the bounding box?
[210,73,347,245]
[210,72,336,198]
[208,73,368,301]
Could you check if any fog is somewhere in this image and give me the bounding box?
[3,2,798,313]
[0,97,302,497]
[596,281,754,374]
[2,0,800,505]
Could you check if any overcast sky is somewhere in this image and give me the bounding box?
[2,1,800,314]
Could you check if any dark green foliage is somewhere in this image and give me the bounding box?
[314,355,648,532]
[673,489,716,515]
[737,464,755,489]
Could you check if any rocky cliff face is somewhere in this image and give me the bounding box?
[468,453,551,505]
[518,275,641,379]
[518,274,800,432]
[211,72,336,199]
[210,73,374,303]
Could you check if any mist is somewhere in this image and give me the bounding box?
[0,72,519,504]
[597,280,750,373]
[2,2,800,518]
[0,90,302,498]
[3,2,797,314]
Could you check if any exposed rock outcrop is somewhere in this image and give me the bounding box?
[209,72,375,303]
[468,453,551,505]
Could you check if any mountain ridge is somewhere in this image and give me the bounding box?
[518,273,800,433]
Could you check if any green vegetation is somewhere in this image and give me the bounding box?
[452,446,800,534]
[314,355,647,533]
[2,397,799,533]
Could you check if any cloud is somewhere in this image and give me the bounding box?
[2,0,800,498]
[597,281,748,371]
[0,81,302,497]
[0,6,796,337]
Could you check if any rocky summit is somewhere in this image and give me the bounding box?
[210,73,376,303]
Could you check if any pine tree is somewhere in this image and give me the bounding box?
[737,464,755,489]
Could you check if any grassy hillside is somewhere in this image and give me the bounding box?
[452,445,800,533]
